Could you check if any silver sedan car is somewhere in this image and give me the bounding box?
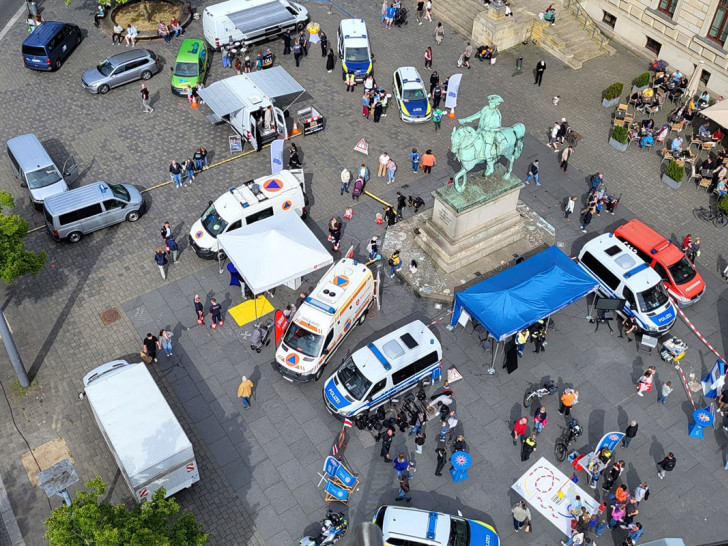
[82,48,160,94]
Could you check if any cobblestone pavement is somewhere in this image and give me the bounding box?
[0,0,726,544]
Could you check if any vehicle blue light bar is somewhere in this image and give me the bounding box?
[367,343,391,370]
[305,297,336,314]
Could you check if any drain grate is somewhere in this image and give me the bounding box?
[100,308,121,325]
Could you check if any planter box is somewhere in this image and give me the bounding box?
[632,84,649,94]
[609,137,628,152]
[662,173,683,190]
[602,97,620,108]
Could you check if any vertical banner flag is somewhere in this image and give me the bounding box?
[445,73,463,110]
[274,309,289,346]
[270,139,284,174]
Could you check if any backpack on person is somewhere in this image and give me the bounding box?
[663,458,676,471]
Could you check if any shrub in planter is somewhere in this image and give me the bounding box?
[603,82,624,101]
[665,160,685,182]
[611,125,628,145]
[633,72,651,88]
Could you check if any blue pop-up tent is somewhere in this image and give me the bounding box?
[450,247,598,364]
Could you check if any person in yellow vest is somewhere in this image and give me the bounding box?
[516,329,529,357]
[237,376,254,409]
[521,433,537,461]
[345,71,355,92]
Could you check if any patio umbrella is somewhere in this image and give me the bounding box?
[700,99,728,129]
[684,61,704,103]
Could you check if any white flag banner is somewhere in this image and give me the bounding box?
[270,139,284,174]
[445,73,463,110]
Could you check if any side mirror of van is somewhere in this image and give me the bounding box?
[20,182,27,188]
[208,200,213,205]
[322,349,330,356]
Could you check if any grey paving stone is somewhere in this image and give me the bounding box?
[209,435,242,468]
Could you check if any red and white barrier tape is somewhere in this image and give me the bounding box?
[428,309,453,327]
[671,297,726,363]
[674,362,696,410]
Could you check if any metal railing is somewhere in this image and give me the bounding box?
[563,0,610,50]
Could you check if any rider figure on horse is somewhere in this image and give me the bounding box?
[457,94,506,160]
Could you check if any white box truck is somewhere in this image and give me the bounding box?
[82,360,200,503]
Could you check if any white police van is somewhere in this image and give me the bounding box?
[323,320,441,419]
[577,233,676,334]
[337,19,372,82]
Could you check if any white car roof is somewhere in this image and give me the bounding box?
[382,506,451,545]
[396,66,423,84]
[580,233,663,290]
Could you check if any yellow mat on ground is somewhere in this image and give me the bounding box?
[228,296,275,327]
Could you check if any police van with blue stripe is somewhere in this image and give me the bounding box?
[323,320,441,419]
[578,233,676,334]
[337,19,372,82]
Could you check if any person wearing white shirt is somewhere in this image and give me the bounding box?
[125,24,138,46]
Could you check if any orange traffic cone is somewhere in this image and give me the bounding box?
[448,108,456,118]
[191,97,198,108]
[291,122,300,136]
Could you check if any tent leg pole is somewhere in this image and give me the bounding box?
[488,338,497,375]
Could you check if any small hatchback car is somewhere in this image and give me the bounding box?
[171,39,209,95]
[373,506,500,546]
[82,49,160,94]
[392,66,431,123]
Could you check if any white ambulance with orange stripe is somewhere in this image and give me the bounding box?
[276,258,375,382]
[189,169,307,259]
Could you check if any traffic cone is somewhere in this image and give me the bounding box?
[448,108,456,119]
[191,97,198,108]
[291,122,300,136]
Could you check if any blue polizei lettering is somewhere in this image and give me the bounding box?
[651,307,675,325]
[324,382,349,410]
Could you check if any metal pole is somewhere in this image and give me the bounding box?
[59,489,72,507]
[0,312,30,388]
[488,338,497,375]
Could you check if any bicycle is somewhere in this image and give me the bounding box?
[693,205,728,228]
[554,418,583,462]
[523,379,558,408]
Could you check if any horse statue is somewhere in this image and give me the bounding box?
[450,122,526,192]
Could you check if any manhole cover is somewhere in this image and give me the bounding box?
[100,308,121,325]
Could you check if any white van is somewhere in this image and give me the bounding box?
[276,258,375,382]
[189,169,306,259]
[337,19,373,82]
[203,0,309,49]
[578,233,677,334]
[323,321,442,419]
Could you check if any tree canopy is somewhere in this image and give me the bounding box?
[0,191,46,283]
[44,477,210,546]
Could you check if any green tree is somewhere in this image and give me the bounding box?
[0,190,46,283]
[44,478,210,546]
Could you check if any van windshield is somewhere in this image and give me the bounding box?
[201,204,228,237]
[338,357,372,400]
[97,60,115,76]
[449,517,471,546]
[344,47,369,63]
[108,183,130,201]
[637,283,669,312]
[174,61,198,77]
[283,323,323,358]
[668,256,697,285]
[26,166,62,189]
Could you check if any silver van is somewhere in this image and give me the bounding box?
[6,134,78,206]
[43,182,146,243]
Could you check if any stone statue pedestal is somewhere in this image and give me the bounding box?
[472,5,530,52]
[415,164,525,273]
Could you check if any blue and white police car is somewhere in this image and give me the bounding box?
[393,66,432,123]
[373,506,500,546]
[323,321,441,419]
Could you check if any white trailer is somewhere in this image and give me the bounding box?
[82,360,200,503]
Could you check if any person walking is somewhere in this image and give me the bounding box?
[388,249,402,277]
[521,433,537,461]
[559,388,578,415]
[622,420,639,447]
[387,158,397,184]
[299,29,308,56]
[319,30,328,57]
[384,206,397,228]
[549,122,560,150]
[169,160,183,188]
[608,503,626,529]
[533,406,548,433]
[154,248,168,279]
[515,328,529,356]
[293,40,302,67]
[658,381,673,404]
[396,192,407,220]
[435,445,447,476]
[657,452,676,479]
[424,46,433,69]
[636,369,654,397]
[393,452,409,477]
[564,195,577,221]
[385,3,395,28]
[560,146,573,174]
[159,329,174,357]
[416,0,424,23]
[381,0,388,24]
[414,430,426,454]
[524,160,540,185]
[378,152,390,177]
[362,91,371,118]
[535,60,546,86]
[432,107,443,131]
[633,482,649,504]
[380,427,395,462]
[326,48,335,72]
[282,30,291,54]
[328,216,342,252]
[461,42,473,69]
[511,501,531,532]
[140,83,153,113]
[142,332,161,363]
[434,22,444,44]
[161,221,172,241]
[395,473,411,502]
[340,168,351,195]
[209,297,224,329]
[237,375,254,408]
[194,294,205,325]
[621,497,640,527]
[421,150,436,174]
[512,416,528,445]
[410,149,421,173]
[425,0,433,21]
[580,204,596,233]
[431,83,443,109]
[166,236,179,263]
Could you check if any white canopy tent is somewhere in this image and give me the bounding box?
[217,211,333,295]
[700,99,728,129]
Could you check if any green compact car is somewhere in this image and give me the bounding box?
[171,39,209,95]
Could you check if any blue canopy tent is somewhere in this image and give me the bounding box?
[450,246,599,372]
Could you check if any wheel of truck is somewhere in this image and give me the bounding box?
[358,310,368,325]
[314,364,326,381]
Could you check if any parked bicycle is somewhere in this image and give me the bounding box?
[523,379,558,408]
[693,205,728,228]
[554,418,583,462]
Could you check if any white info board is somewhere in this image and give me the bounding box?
[511,457,599,536]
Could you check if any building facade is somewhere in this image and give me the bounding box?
[585,0,728,95]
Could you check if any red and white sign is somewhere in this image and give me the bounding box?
[274,309,289,346]
[353,138,369,155]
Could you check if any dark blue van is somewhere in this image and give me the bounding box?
[22,22,82,71]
